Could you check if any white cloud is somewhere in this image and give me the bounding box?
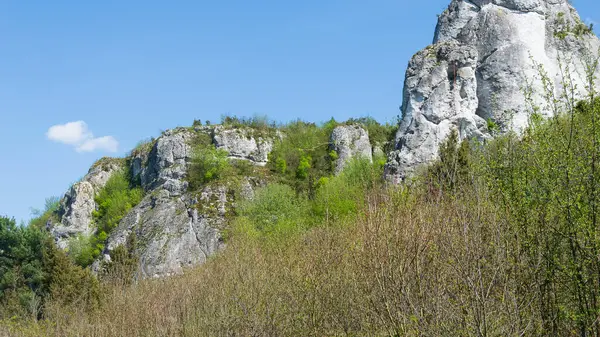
[76,136,119,153]
[46,121,92,145]
[46,121,119,153]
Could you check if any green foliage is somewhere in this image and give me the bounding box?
[455,94,600,335]
[275,157,287,174]
[234,184,310,238]
[188,146,232,189]
[268,120,336,191]
[0,215,101,320]
[220,114,278,135]
[99,233,139,285]
[68,170,142,267]
[313,158,382,223]
[0,216,49,318]
[295,155,312,180]
[425,129,471,194]
[28,197,60,230]
[94,171,143,234]
[486,118,499,133]
[42,242,101,314]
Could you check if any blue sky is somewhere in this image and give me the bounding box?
[1,0,598,223]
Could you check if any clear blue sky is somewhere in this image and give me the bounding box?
[1,0,598,223]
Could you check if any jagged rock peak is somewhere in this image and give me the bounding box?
[385,0,600,183]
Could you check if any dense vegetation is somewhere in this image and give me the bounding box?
[4,62,600,335]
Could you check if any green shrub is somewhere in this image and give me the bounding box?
[0,216,50,319]
[268,120,335,191]
[94,171,143,234]
[220,114,278,135]
[234,184,310,238]
[28,197,60,230]
[313,158,382,223]
[425,128,471,193]
[296,155,312,180]
[99,233,139,285]
[69,170,142,267]
[188,146,232,189]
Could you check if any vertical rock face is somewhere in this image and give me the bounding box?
[104,129,228,278]
[102,127,272,278]
[52,160,122,249]
[330,125,373,174]
[386,0,600,182]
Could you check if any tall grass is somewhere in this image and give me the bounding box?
[2,180,537,336]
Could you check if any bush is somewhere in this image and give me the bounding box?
[94,171,143,234]
[0,216,49,319]
[187,146,232,189]
[313,158,382,223]
[69,170,143,267]
[234,184,310,238]
[268,120,336,191]
[220,114,278,132]
[99,233,139,286]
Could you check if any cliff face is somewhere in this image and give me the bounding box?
[386,0,600,182]
[51,124,374,278]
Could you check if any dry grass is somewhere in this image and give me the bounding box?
[1,186,539,337]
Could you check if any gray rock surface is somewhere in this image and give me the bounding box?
[101,127,268,278]
[386,0,600,182]
[52,124,272,278]
[213,126,274,166]
[105,187,225,278]
[52,159,122,249]
[140,129,194,196]
[330,125,373,174]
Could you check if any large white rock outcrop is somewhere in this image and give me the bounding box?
[386,0,600,182]
[330,125,373,174]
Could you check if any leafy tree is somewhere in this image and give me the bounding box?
[0,216,49,318]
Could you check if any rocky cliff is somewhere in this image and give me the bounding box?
[51,123,375,278]
[385,0,600,182]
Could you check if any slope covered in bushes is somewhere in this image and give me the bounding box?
[4,89,600,335]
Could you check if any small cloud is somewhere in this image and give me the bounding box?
[46,121,119,153]
[46,121,92,145]
[76,136,119,153]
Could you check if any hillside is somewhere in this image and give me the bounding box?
[2,0,600,336]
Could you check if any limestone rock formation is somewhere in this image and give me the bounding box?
[52,159,122,249]
[212,126,274,166]
[330,125,373,174]
[386,0,600,182]
[53,126,272,278]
